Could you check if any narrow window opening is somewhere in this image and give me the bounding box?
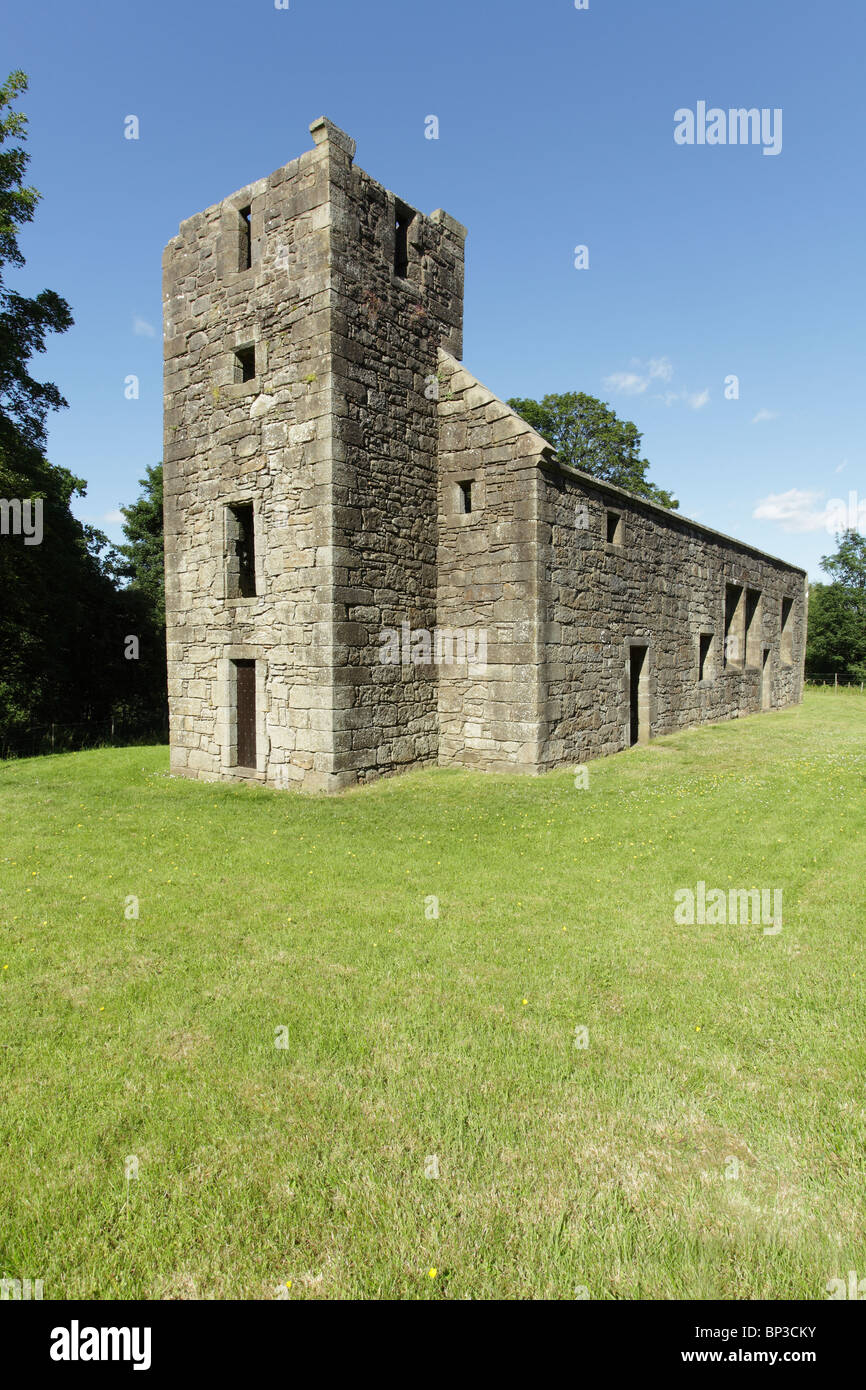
[744,587,762,667]
[235,344,256,383]
[226,502,256,598]
[458,480,473,515]
[781,596,794,666]
[238,205,252,271]
[606,510,623,545]
[233,660,257,768]
[723,582,744,667]
[698,633,713,682]
[394,201,411,278]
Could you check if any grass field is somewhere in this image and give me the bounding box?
[1,689,864,1300]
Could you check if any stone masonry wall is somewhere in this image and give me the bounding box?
[539,466,808,767]
[326,150,466,781]
[163,127,339,790]
[435,352,548,772]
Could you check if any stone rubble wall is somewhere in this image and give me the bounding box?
[326,146,466,781]
[539,468,807,766]
[435,351,548,772]
[163,133,339,791]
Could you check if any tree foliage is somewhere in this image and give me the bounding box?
[0,72,165,751]
[119,462,165,627]
[507,391,679,509]
[805,530,866,680]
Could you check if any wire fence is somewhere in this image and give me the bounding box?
[0,718,169,762]
[1,680,861,759]
[804,673,866,690]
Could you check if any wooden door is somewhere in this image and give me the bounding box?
[235,660,256,767]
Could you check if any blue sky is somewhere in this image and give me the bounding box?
[6,0,864,580]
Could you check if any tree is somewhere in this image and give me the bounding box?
[113,463,167,730]
[119,462,165,626]
[820,529,866,591]
[0,71,133,751]
[507,391,679,509]
[0,71,73,449]
[805,530,866,680]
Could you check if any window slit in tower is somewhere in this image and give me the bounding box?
[394,202,410,278]
[239,205,252,271]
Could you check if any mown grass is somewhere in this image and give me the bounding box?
[1,689,864,1300]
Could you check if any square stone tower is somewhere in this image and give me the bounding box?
[163,117,467,791]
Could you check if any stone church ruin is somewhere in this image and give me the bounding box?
[162,118,806,791]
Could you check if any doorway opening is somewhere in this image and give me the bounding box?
[628,645,649,746]
[761,648,772,710]
[234,660,257,768]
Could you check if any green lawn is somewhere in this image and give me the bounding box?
[1,689,864,1300]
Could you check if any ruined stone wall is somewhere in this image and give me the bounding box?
[326,150,466,781]
[539,467,807,768]
[163,131,340,790]
[435,353,548,772]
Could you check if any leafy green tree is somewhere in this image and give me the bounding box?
[820,529,866,591]
[0,71,134,750]
[119,462,164,626]
[0,71,73,449]
[805,530,866,680]
[113,463,167,729]
[507,391,679,509]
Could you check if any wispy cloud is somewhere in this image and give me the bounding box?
[603,357,707,408]
[604,370,648,395]
[751,408,778,424]
[646,356,674,383]
[133,316,156,337]
[102,509,124,524]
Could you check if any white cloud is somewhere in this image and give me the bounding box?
[754,488,866,535]
[133,316,156,337]
[103,509,124,524]
[753,489,827,533]
[604,357,707,408]
[647,356,674,382]
[603,371,648,395]
[834,459,848,474]
[751,408,778,424]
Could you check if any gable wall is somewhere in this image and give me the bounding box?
[435,353,547,772]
